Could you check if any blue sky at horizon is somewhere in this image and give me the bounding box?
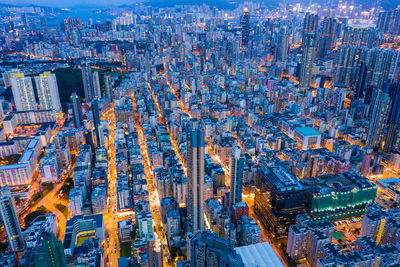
[1,0,140,8]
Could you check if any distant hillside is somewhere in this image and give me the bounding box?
[282,0,399,10]
[0,2,63,12]
[144,0,238,9]
[144,0,398,10]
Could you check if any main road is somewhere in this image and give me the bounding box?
[102,105,120,266]
[131,88,171,266]
[22,161,75,240]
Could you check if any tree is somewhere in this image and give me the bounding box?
[24,206,49,227]
[284,251,297,267]
[129,226,138,241]
[169,245,179,260]
[13,196,22,205]
[58,177,74,199]
[53,67,85,111]
[0,241,8,253]
[353,228,360,236]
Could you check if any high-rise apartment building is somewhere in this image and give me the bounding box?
[70,92,83,128]
[384,82,400,152]
[360,203,400,245]
[367,91,391,149]
[302,13,318,44]
[287,214,334,264]
[186,119,205,233]
[91,98,103,147]
[34,72,61,111]
[342,26,381,47]
[334,46,367,88]
[377,9,400,35]
[276,27,289,61]
[229,146,244,209]
[34,232,66,267]
[82,64,101,102]
[189,230,244,267]
[321,17,337,50]
[104,75,113,100]
[0,185,25,252]
[241,8,250,48]
[369,48,400,89]
[11,72,37,111]
[93,71,101,99]
[299,33,316,88]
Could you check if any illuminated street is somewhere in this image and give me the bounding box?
[102,105,120,266]
[131,89,171,266]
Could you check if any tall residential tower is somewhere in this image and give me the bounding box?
[34,71,61,111]
[186,119,205,233]
[71,92,83,128]
[82,64,101,102]
[229,146,244,209]
[299,33,316,88]
[0,185,25,252]
[11,72,37,111]
[241,8,250,48]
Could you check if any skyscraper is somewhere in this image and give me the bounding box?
[369,48,400,89]
[91,98,103,147]
[71,92,83,128]
[366,91,391,149]
[302,13,318,44]
[342,26,380,47]
[276,27,289,61]
[34,232,66,267]
[11,72,37,111]
[0,185,25,252]
[104,75,113,100]
[93,71,101,99]
[240,8,250,48]
[384,82,400,152]
[189,230,244,267]
[335,47,399,90]
[299,33,316,88]
[34,72,61,111]
[81,64,95,102]
[186,119,205,233]
[321,17,337,50]
[334,46,367,88]
[92,98,101,128]
[354,62,369,100]
[377,9,400,35]
[229,146,244,209]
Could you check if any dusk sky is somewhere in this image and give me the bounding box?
[2,0,140,7]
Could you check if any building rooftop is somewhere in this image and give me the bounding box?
[295,127,320,137]
[235,242,284,267]
[258,166,304,193]
[301,172,376,195]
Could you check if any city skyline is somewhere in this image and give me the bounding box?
[0,0,400,266]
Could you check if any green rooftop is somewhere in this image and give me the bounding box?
[333,232,344,241]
